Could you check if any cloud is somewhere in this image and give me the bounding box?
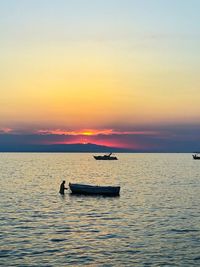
[0,124,200,152]
[0,128,13,133]
[36,128,159,136]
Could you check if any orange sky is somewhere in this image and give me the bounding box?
[1,1,200,150]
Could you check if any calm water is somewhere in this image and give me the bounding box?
[0,153,199,266]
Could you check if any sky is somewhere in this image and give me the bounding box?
[0,0,200,151]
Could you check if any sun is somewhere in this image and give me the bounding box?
[81,131,94,136]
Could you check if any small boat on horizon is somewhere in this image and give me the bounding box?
[69,183,120,196]
[93,153,118,160]
[192,152,200,160]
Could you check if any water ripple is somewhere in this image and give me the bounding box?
[0,153,200,266]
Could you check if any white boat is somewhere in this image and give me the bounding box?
[69,183,120,196]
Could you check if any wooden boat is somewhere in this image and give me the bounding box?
[93,153,118,160]
[193,153,200,160]
[69,183,120,196]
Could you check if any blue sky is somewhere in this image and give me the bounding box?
[1,0,200,43]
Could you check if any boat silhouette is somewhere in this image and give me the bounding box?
[69,183,120,196]
[192,152,200,160]
[93,153,118,160]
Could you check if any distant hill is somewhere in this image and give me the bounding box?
[0,143,133,152]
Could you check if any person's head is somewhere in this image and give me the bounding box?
[62,180,65,184]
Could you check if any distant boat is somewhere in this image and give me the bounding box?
[93,153,118,160]
[69,183,120,196]
[193,153,200,160]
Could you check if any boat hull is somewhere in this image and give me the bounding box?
[69,183,120,196]
[193,155,200,160]
[93,156,118,160]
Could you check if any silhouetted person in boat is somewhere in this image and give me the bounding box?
[59,180,68,195]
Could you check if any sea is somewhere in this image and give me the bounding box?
[0,153,199,266]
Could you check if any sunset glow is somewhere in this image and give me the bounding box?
[34,128,161,149]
